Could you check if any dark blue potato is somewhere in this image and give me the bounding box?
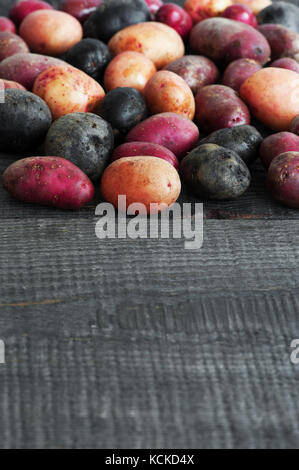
[44,113,114,181]
[95,87,147,135]
[257,2,299,34]
[0,89,51,153]
[63,38,111,82]
[180,144,251,200]
[199,125,263,166]
[83,0,151,43]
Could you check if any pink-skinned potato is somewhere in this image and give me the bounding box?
[195,85,250,133]
[290,115,299,135]
[267,151,299,208]
[271,58,299,74]
[112,142,179,169]
[2,156,95,209]
[222,58,262,92]
[33,64,105,120]
[189,17,271,66]
[0,31,29,61]
[258,24,299,61]
[240,68,299,131]
[232,0,271,15]
[0,53,66,90]
[101,156,181,214]
[259,132,299,169]
[126,112,199,160]
[0,78,26,90]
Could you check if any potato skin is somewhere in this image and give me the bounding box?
[259,132,299,169]
[0,53,66,90]
[33,64,105,120]
[271,58,299,73]
[240,67,299,131]
[2,156,95,209]
[232,0,271,15]
[257,2,299,34]
[290,115,299,135]
[126,112,199,159]
[108,22,185,69]
[0,89,51,152]
[112,142,179,168]
[267,151,299,208]
[45,113,114,181]
[101,156,181,214]
[163,55,219,95]
[222,59,262,92]
[104,51,156,94]
[19,10,83,56]
[199,124,262,165]
[258,24,299,60]
[144,71,195,120]
[189,17,271,66]
[0,78,26,90]
[180,143,251,200]
[184,0,233,24]
[195,85,250,133]
[0,31,29,61]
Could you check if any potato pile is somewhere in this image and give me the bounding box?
[1,0,299,211]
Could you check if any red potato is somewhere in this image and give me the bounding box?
[240,68,299,131]
[0,53,66,90]
[267,151,299,208]
[156,3,193,39]
[195,84,250,133]
[221,4,257,27]
[108,22,185,70]
[232,0,271,15]
[184,0,233,24]
[19,10,83,56]
[9,0,53,26]
[144,70,195,120]
[189,17,271,66]
[112,142,179,169]
[259,132,299,168]
[2,156,95,209]
[0,31,29,61]
[33,64,105,120]
[290,115,299,135]
[104,51,156,94]
[0,78,25,89]
[126,112,199,160]
[0,17,16,33]
[163,55,219,95]
[101,156,181,214]
[222,58,262,92]
[59,0,102,23]
[270,58,299,73]
[258,24,299,61]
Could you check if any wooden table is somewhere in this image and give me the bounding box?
[0,0,299,449]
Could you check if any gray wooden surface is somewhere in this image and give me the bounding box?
[1,0,299,450]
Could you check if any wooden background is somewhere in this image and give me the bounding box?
[0,0,299,449]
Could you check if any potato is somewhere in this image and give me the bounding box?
[104,51,156,94]
[2,156,95,209]
[0,53,66,90]
[9,0,54,26]
[189,17,271,66]
[0,31,29,61]
[112,142,179,169]
[0,16,16,33]
[257,2,299,34]
[45,113,114,181]
[267,151,299,208]
[0,89,51,152]
[232,0,271,15]
[259,132,299,168]
[33,64,105,120]
[258,24,299,60]
[271,58,299,73]
[222,59,262,92]
[144,71,195,120]
[60,0,102,23]
[19,10,83,56]
[108,22,184,69]
[163,55,219,95]
[0,78,26,90]
[184,0,233,24]
[195,85,250,133]
[240,68,299,131]
[101,156,181,214]
[290,115,299,135]
[126,112,199,159]
[199,124,262,165]
[180,143,251,200]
